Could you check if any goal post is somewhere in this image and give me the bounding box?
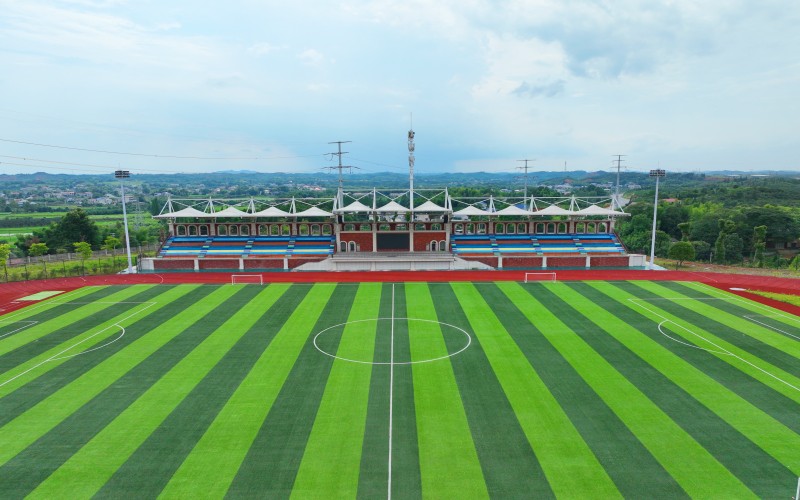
[231,274,264,285]
[524,272,557,283]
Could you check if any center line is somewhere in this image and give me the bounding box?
[388,283,395,500]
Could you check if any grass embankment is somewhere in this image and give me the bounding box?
[655,258,800,278]
[747,290,800,307]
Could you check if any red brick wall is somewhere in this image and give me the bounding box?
[413,232,446,251]
[339,232,374,252]
[502,257,544,268]
[460,256,498,267]
[288,257,326,269]
[589,256,630,268]
[547,256,587,268]
[153,259,194,270]
[244,258,284,269]
[199,259,240,270]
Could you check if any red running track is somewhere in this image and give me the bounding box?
[0,270,797,316]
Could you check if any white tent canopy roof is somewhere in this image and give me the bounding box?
[154,206,209,219]
[336,200,373,213]
[453,206,493,216]
[293,206,333,217]
[413,200,450,212]
[532,204,573,216]
[574,204,629,216]
[375,201,410,213]
[494,205,534,216]
[211,206,250,217]
[251,206,292,217]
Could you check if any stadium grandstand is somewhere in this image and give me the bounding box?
[142,189,643,273]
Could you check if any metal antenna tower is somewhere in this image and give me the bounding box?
[612,154,626,210]
[516,159,535,200]
[324,141,355,207]
[133,200,144,231]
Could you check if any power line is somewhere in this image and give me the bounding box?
[0,137,326,161]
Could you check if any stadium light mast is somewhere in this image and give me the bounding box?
[648,168,666,270]
[408,120,415,212]
[115,170,134,274]
[516,158,535,202]
[325,141,355,208]
[612,154,626,210]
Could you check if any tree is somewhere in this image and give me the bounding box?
[73,241,92,276]
[741,206,800,247]
[714,219,736,263]
[790,254,800,273]
[102,236,121,270]
[691,241,711,261]
[677,222,691,241]
[752,225,767,267]
[29,242,49,279]
[658,203,690,240]
[723,233,744,264]
[669,241,696,269]
[40,209,100,252]
[654,231,672,258]
[0,243,11,282]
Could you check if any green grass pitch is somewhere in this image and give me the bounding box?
[1,280,799,498]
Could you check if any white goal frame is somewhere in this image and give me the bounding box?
[524,272,557,283]
[231,274,264,285]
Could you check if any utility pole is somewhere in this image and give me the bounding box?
[324,141,356,208]
[612,154,626,210]
[516,159,535,201]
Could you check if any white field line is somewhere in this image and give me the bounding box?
[683,282,800,324]
[629,298,800,394]
[388,284,395,500]
[656,321,728,355]
[743,315,800,341]
[0,321,38,339]
[312,318,471,365]
[0,301,157,389]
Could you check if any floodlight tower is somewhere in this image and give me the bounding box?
[115,170,134,274]
[408,123,415,211]
[649,169,666,270]
[612,154,626,210]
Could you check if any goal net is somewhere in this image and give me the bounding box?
[524,272,557,283]
[231,274,264,285]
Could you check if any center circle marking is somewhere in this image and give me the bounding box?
[313,317,472,365]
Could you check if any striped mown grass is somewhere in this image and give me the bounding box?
[0,281,798,498]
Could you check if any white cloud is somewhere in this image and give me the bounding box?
[248,42,283,56]
[298,48,325,66]
[0,0,798,173]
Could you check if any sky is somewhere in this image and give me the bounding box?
[0,0,799,176]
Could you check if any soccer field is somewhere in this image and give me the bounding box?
[1,280,799,498]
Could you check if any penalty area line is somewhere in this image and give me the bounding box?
[0,320,38,340]
[630,298,800,394]
[0,301,157,389]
